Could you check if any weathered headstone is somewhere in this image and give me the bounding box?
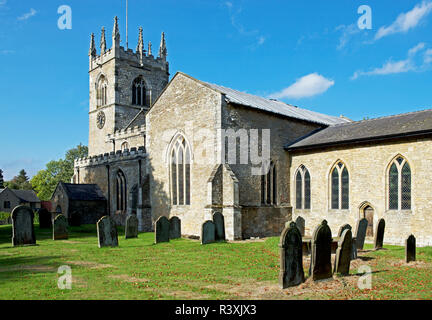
[53,214,68,240]
[337,224,351,237]
[295,216,305,236]
[405,234,416,263]
[279,222,304,288]
[11,206,36,246]
[201,220,216,245]
[155,216,170,243]
[125,215,138,239]
[355,218,368,250]
[169,216,181,239]
[97,216,119,248]
[334,229,352,275]
[213,212,226,241]
[38,208,52,229]
[351,238,358,260]
[374,218,385,250]
[310,220,333,281]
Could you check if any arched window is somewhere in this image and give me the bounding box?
[295,165,311,210]
[121,142,129,152]
[132,77,146,106]
[330,161,349,210]
[388,156,411,210]
[116,170,127,212]
[97,76,108,107]
[261,161,277,205]
[170,135,191,206]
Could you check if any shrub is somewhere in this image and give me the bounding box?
[0,212,10,221]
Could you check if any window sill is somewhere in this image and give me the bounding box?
[385,210,412,215]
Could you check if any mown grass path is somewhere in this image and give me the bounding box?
[1,224,432,300]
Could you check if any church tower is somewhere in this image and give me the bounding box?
[88,17,169,156]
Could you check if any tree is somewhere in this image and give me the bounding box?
[5,169,32,190]
[31,144,88,201]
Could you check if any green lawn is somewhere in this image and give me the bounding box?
[1,224,432,300]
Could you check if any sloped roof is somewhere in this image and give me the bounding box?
[60,183,106,201]
[286,109,432,151]
[11,189,40,203]
[164,72,350,126]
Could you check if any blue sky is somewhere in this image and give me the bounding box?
[1,0,432,180]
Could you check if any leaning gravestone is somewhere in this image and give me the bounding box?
[11,205,36,246]
[201,220,216,245]
[337,224,351,237]
[38,208,52,229]
[97,216,119,248]
[155,216,170,244]
[169,216,181,239]
[213,212,226,241]
[295,216,306,236]
[53,214,68,240]
[125,215,138,239]
[310,220,333,281]
[405,234,416,263]
[374,218,385,250]
[334,229,352,275]
[279,222,304,289]
[355,218,368,250]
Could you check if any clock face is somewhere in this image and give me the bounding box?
[97,111,106,129]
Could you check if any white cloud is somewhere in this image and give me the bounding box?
[336,24,361,50]
[270,73,335,100]
[375,1,432,40]
[17,8,37,21]
[351,42,432,80]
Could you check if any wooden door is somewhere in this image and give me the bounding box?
[363,206,374,237]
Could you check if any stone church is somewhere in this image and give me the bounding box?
[74,18,432,246]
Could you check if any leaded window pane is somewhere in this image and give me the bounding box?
[389,163,398,210]
[272,165,277,205]
[296,171,302,209]
[341,167,349,209]
[171,150,177,205]
[304,170,311,210]
[331,168,339,209]
[401,163,411,210]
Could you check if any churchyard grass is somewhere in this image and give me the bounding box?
[1,224,432,300]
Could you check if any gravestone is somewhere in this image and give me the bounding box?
[53,214,68,240]
[169,216,181,239]
[405,234,416,263]
[351,238,358,260]
[279,222,304,289]
[125,215,138,239]
[11,205,36,246]
[310,220,333,281]
[97,216,119,248]
[355,218,368,250]
[337,224,351,237]
[334,229,352,275]
[295,216,305,236]
[38,208,52,229]
[374,218,385,250]
[155,216,170,244]
[213,212,226,241]
[201,220,216,245]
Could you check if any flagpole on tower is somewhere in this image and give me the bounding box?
[126,0,129,49]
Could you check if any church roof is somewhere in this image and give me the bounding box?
[59,183,106,201]
[286,109,432,151]
[12,190,40,203]
[170,72,350,126]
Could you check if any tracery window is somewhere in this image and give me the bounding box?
[170,134,191,206]
[295,165,311,210]
[116,170,127,212]
[261,161,277,205]
[388,156,411,210]
[97,76,108,107]
[330,161,349,210]
[132,77,146,106]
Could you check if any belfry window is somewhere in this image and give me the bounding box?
[132,77,146,106]
[97,76,108,107]
[116,170,127,212]
[388,156,411,210]
[261,161,277,205]
[170,135,191,206]
[330,161,349,210]
[295,165,311,210]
